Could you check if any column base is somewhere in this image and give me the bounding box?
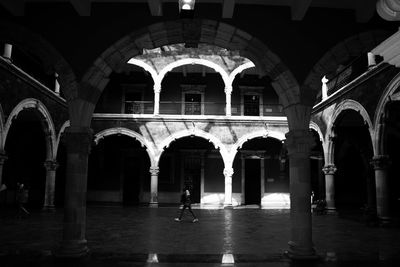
[42,205,56,211]
[149,202,158,208]
[325,208,337,214]
[378,216,393,227]
[284,241,318,260]
[55,239,89,258]
[223,203,233,209]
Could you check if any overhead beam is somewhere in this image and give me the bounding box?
[355,0,376,23]
[0,0,24,16]
[291,0,312,20]
[70,0,91,16]
[222,0,235,18]
[148,0,163,16]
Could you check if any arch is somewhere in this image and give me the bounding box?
[0,22,78,101]
[373,72,400,155]
[0,104,4,151]
[229,129,286,165]
[3,98,57,160]
[80,19,300,129]
[303,31,391,93]
[94,127,156,166]
[126,58,158,86]
[309,121,324,142]
[326,99,374,162]
[157,129,228,167]
[54,120,70,157]
[158,58,230,88]
[228,61,256,86]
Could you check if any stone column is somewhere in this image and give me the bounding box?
[285,130,316,259]
[57,127,92,258]
[224,167,234,208]
[55,72,60,95]
[153,84,161,115]
[322,164,337,213]
[241,155,245,204]
[321,76,328,100]
[149,166,159,207]
[225,85,232,116]
[371,155,390,221]
[260,157,265,203]
[0,151,7,187]
[43,160,59,210]
[3,43,12,59]
[200,153,205,203]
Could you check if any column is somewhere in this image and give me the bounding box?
[322,164,337,213]
[224,167,234,208]
[241,155,245,205]
[43,160,59,210]
[321,76,328,100]
[0,151,7,187]
[225,85,232,116]
[153,84,161,115]
[367,52,376,68]
[55,72,60,95]
[56,127,92,258]
[285,130,316,259]
[260,157,265,203]
[200,153,205,203]
[371,155,390,222]
[3,43,12,59]
[149,166,159,207]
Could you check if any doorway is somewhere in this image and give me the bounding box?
[183,156,201,203]
[245,159,261,204]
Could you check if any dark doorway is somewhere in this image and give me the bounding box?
[184,156,201,203]
[245,159,261,204]
[123,156,141,205]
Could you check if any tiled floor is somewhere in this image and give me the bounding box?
[1,206,400,266]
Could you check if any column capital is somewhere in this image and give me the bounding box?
[149,166,160,176]
[322,164,337,175]
[224,85,232,94]
[64,127,93,155]
[153,83,161,93]
[44,160,59,171]
[371,155,390,170]
[285,130,314,156]
[0,152,8,164]
[223,167,234,177]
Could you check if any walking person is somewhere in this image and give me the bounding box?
[16,183,30,218]
[175,186,198,223]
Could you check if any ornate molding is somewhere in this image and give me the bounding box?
[223,167,234,177]
[370,155,391,170]
[149,166,160,176]
[44,160,59,171]
[322,164,337,175]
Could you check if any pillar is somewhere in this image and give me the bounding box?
[225,85,232,116]
[55,72,60,95]
[56,127,92,258]
[224,167,234,208]
[367,52,376,68]
[3,43,12,59]
[260,157,265,203]
[322,164,337,213]
[200,153,205,203]
[241,155,245,204]
[0,151,7,187]
[321,76,328,100]
[371,155,391,222]
[153,84,161,115]
[43,160,59,210]
[285,130,316,259]
[149,166,159,207]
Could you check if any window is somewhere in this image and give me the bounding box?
[181,84,206,115]
[244,94,260,116]
[185,93,201,115]
[239,86,263,116]
[122,84,145,114]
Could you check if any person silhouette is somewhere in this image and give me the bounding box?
[175,186,198,223]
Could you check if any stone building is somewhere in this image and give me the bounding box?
[0,0,399,259]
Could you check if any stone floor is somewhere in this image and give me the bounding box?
[1,206,400,266]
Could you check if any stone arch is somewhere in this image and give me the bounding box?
[3,98,57,160]
[0,104,4,152]
[373,72,400,155]
[157,129,228,167]
[80,19,300,129]
[228,61,256,86]
[326,99,374,162]
[0,22,78,102]
[309,121,324,142]
[229,129,286,165]
[158,58,230,88]
[94,127,156,166]
[127,58,158,85]
[54,120,70,157]
[304,30,391,93]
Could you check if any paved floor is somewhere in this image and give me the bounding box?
[1,206,400,266]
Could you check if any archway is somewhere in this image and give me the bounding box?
[333,109,375,213]
[88,134,151,205]
[2,109,48,208]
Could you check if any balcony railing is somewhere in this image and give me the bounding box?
[326,55,368,96]
[125,101,283,116]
